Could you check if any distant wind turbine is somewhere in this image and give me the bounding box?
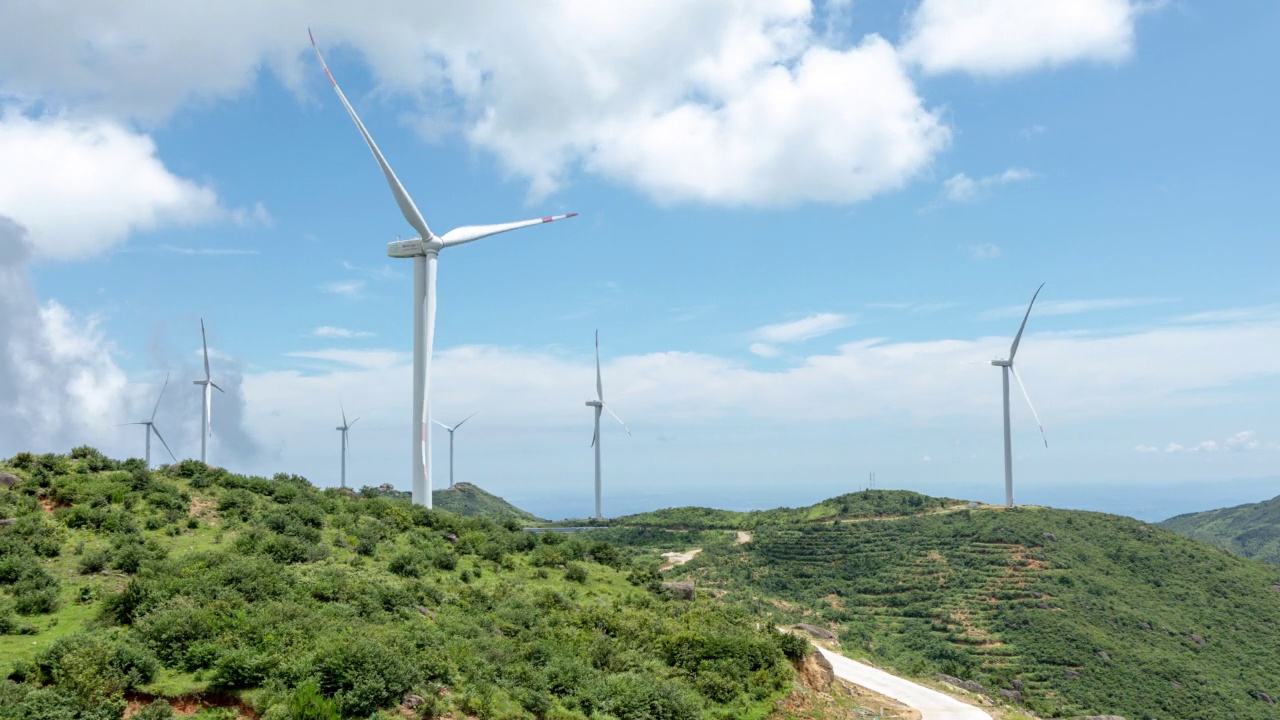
[337,403,359,489]
[122,373,177,469]
[586,331,629,520]
[193,319,224,465]
[433,412,477,489]
[310,31,577,508]
[991,284,1049,507]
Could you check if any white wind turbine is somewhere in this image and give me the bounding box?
[122,373,177,469]
[433,412,477,489]
[991,283,1048,508]
[311,32,577,508]
[193,319,223,466]
[337,403,359,489]
[586,330,629,520]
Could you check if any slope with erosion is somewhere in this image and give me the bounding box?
[609,490,1280,720]
[0,448,814,720]
[1160,493,1280,565]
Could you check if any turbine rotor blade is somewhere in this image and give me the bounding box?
[151,425,177,463]
[200,319,211,379]
[1010,365,1048,448]
[1009,282,1045,361]
[438,213,578,247]
[211,382,225,394]
[432,419,450,430]
[341,399,347,428]
[603,403,631,436]
[454,411,478,430]
[349,417,359,428]
[309,30,434,241]
[595,329,603,401]
[421,255,438,491]
[150,373,170,422]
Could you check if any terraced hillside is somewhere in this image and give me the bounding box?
[1161,493,1280,565]
[626,492,1280,720]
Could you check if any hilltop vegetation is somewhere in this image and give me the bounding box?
[0,448,809,720]
[614,490,954,529]
[613,490,1280,720]
[357,482,545,524]
[1161,493,1280,566]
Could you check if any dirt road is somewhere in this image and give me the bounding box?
[815,646,991,720]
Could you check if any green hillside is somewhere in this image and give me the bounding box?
[1160,494,1280,565]
[610,490,1280,720]
[614,490,957,529]
[0,449,811,720]
[433,482,544,524]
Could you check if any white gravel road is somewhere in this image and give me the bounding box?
[815,646,992,720]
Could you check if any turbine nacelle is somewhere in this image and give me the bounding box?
[387,237,436,258]
[585,400,603,408]
[991,359,1012,367]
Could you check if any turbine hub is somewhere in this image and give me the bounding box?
[586,400,602,407]
[992,359,1011,367]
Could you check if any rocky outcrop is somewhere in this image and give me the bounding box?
[1043,532,1058,542]
[793,623,837,640]
[799,650,835,692]
[1190,633,1206,646]
[936,674,985,694]
[660,581,695,601]
[402,694,426,709]
[0,472,19,488]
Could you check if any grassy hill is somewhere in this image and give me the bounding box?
[614,490,957,529]
[607,490,1280,720]
[433,482,544,524]
[1160,494,1280,566]
[0,448,814,720]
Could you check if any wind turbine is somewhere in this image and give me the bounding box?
[310,32,577,508]
[337,403,359,489]
[991,284,1048,508]
[193,319,224,466]
[586,330,629,520]
[122,373,177,469]
[433,412,477,489]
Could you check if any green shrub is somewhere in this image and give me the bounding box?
[314,635,420,717]
[287,678,340,720]
[133,699,175,720]
[78,550,110,574]
[564,563,588,584]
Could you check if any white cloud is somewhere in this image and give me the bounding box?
[943,168,1034,202]
[965,243,1002,260]
[156,245,259,257]
[285,349,408,372]
[322,280,366,299]
[311,326,375,339]
[1225,430,1260,451]
[1164,443,1184,453]
[750,312,853,356]
[980,297,1175,319]
[903,0,1145,76]
[1133,445,1158,453]
[0,2,950,208]
[1164,440,1220,453]
[921,455,932,463]
[0,111,221,259]
[1022,124,1047,139]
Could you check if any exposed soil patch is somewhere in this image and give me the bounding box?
[660,547,702,570]
[188,496,217,525]
[125,691,257,718]
[735,530,752,545]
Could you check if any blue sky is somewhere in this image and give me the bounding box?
[1,1,1278,520]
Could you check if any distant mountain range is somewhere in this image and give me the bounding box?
[1160,493,1280,566]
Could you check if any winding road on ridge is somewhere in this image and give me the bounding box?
[816,646,992,720]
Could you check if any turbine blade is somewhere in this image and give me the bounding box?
[591,417,599,448]
[1009,283,1045,361]
[432,419,450,430]
[150,373,170,422]
[309,30,434,241]
[454,411,479,430]
[151,425,177,463]
[595,329,603,401]
[211,382,225,394]
[1010,366,1048,448]
[349,417,359,428]
[439,213,578,247]
[603,403,631,436]
[200,319,211,379]
[341,399,347,428]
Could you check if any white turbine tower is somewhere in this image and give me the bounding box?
[992,283,1048,508]
[193,319,223,466]
[586,330,629,520]
[433,412,477,489]
[122,373,177,469]
[337,403,359,489]
[311,32,577,508]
